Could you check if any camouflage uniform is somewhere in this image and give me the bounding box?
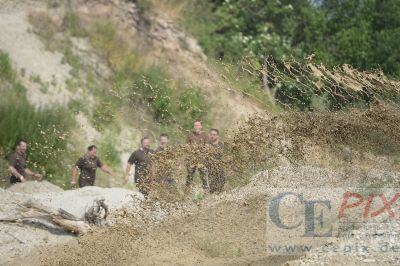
[186,131,209,189]
[207,142,226,193]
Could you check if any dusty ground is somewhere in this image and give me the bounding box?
[6,165,400,266]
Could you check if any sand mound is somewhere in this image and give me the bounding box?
[7,180,64,193]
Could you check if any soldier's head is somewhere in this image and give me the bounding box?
[87,145,97,157]
[193,120,202,133]
[209,128,219,143]
[141,137,150,150]
[16,140,27,154]
[159,133,169,147]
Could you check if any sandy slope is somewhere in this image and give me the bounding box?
[0,7,72,107]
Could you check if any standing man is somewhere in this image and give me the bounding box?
[8,140,43,184]
[207,128,226,193]
[71,145,115,188]
[186,120,209,191]
[154,133,176,186]
[125,137,154,195]
[155,133,169,153]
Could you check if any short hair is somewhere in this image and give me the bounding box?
[160,133,169,139]
[16,140,27,147]
[141,136,150,144]
[87,145,97,151]
[209,128,219,135]
[194,120,202,124]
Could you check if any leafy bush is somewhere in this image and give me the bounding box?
[98,137,121,167]
[132,67,209,128]
[178,89,208,128]
[186,0,400,78]
[133,67,173,123]
[92,100,117,131]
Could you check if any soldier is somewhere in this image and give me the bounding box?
[125,137,154,195]
[185,120,209,191]
[207,128,225,193]
[8,140,44,184]
[155,133,169,153]
[71,145,115,188]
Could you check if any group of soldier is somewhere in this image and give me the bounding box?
[7,120,225,195]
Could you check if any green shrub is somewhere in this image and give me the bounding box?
[98,137,121,167]
[178,89,208,129]
[62,11,87,37]
[133,67,173,123]
[63,47,82,78]
[92,100,117,131]
[131,66,210,129]
[136,0,153,16]
[0,51,14,82]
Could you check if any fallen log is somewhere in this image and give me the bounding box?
[23,201,92,234]
[52,217,91,235]
[0,199,109,235]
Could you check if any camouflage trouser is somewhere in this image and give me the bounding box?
[185,164,209,189]
[208,167,226,193]
[135,173,149,196]
[79,176,95,187]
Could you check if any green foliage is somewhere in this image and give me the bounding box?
[178,89,208,128]
[136,0,154,15]
[183,0,400,110]
[186,0,400,78]
[98,137,121,167]
[63,47,82,78]
[132,67,209,129]
[133,67,173,123]
[62,11,87,37]
[67,99,88,114]
[92,100,117,131]
[0,52,14,82]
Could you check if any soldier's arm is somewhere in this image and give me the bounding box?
[25,168,43,180]
[71,166,79,185]
[8,165,25,182]
[100,165,115,177]
[124,163,132,183]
